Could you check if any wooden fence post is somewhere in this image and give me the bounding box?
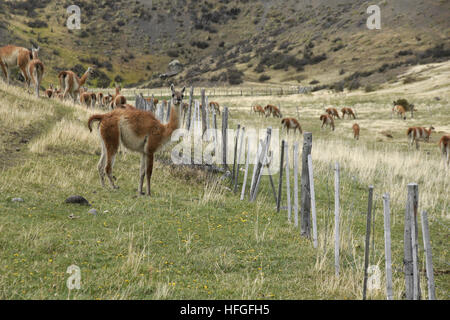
[363,186,374,300]
[293,142,299,228]
[420,210,436,300]
[404,183,421,300]
[240,138,251,201]
[232,124,241,187]
[383,193,394,300]
[308,154,317,248]
[186,86,194,131]
[201,89,207,135]
[285,141,292,223]
[251,128,272,202]
[277,140,285,213]
[222,107,229,170]
[301,132,312,238]
[234,127,245,194]
[334,162,340,277]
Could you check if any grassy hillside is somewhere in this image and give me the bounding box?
[0,64,448,299]
[0,0,449,89]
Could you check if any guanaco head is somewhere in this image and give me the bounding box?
[31,46,40,59]
[170,84,185,106]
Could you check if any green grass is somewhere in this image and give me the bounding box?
[0,82,448,300]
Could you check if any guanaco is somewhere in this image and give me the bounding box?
[352,123,360,140]
[326,107,340,119]
[341,107,356,119]
[88,84,186,196]
[392,105,407,120]
[281,118,303,134]
[320,114,335,131]
[25,47,44,97]
[0,44,33,86]
[59,66,94,103]
[439,135,450,167]
[265,104,282,118]
[407,126,435,149]
[252,105,265,117]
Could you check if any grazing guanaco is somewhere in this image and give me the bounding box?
[45,84,54,98]
[97,92,104,108]
[326,107,340,119]
[352,123,360,140]
[103,93,113,107]
[281,118,303,134]
[209,101,221,115]
[407,126,435,149]
[145,97,159,105]
[392,105,407,120]
[341,107,356,119]
[26,47,44,97]
[80,88,92,108]
[252,105,265,117]
[88,84,186,196]
[320,114,335,131]
[110,85,127,109]
[0,44,34,86]
[58,66,94,103]
[265,104,282,118]
[439,135,450,167]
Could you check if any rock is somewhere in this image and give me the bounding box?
[12,198,24,202]
[88,208,98,216]
[65,196,91,206]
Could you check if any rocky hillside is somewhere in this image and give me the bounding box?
[0,0,449,90]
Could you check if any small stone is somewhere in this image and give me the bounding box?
[88,208,98,216]
[65,196,91,206]
[12,198,24,202]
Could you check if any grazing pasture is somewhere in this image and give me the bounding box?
[0,78,448,300]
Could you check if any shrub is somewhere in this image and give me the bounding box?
[258,74,270,82]
[227,68,244,85]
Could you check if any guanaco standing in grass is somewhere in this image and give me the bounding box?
[392,105,407,120]
[265,104,282,118]
[439,135,450,167]
[281,118,303,134]
[326,107,340,119]
[110,85,127,109]
[352,123,360,140]
[320,114,335,131]
[209,101,221,115]
[26,46,44,97]
[58,66,94,103]
[0,44,33,86]
[45,84,54,98]
[252,105,265,117]
[88,84,186,196]
[407,126,435,150]
[341,107,356,119]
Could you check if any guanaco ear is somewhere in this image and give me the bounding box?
[170,83,175,93]
[181,86,186,94]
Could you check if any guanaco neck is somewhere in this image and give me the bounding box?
[79,71,90,86]
[163,103,182,139]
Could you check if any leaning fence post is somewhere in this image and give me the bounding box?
[383,193,394,300]
[334,162,340,277]
[234,127,245,194]
[420,210,436,300]
[201,89,207,135]
[251,128,272,202]
[240,138,251,201]
[404,183,420,300]
[363,186,374,300]
[293,142,299,228]
[285,142,292,223]
[301,132,312,238]
[232,124,241,187]
[277,140,285,213]
[307,154,317,248]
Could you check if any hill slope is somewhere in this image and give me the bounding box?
[0,0,449,89]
